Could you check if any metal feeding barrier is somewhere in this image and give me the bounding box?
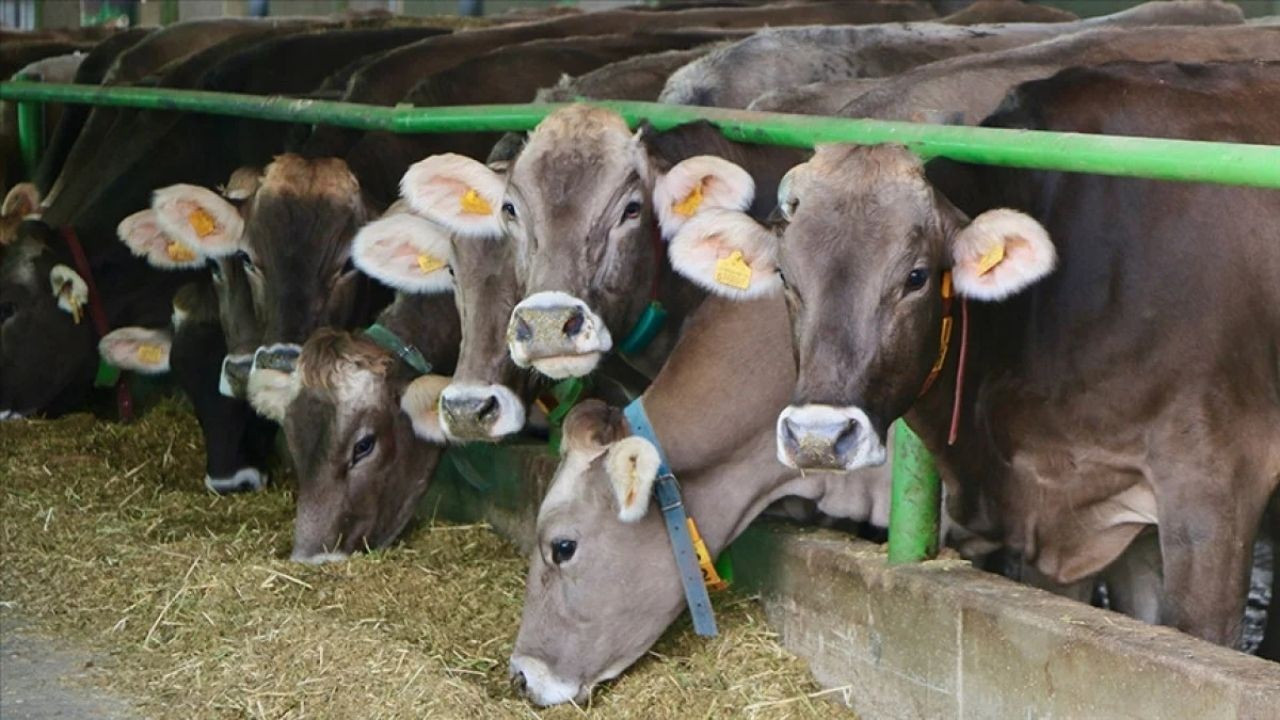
[4,79,1279,565]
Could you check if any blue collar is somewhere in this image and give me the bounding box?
[623,397,718,637]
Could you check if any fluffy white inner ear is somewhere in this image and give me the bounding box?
[400,374,451,444]
[99,327,172,374]
[654,155,755,240]
[48,264,88,321]
[351,213,454,294]
[117,209,205,269]
[950,208,1055,301]
[668,208,781,301]
[400,153,504,239]
[247,367,300,423]
[2,182,40,218]
[152,184,244,257]
[605,436,660,523]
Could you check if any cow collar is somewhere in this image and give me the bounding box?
[61,226,134,422]
[916,270,969,446]
[363,322,432,375]
[623,396,724,637]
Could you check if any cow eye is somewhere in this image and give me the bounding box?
[621,200,642,223]
[501,201,517,222]
[550,538,577,565]
[905,268,929,292]
[351,433,376,466]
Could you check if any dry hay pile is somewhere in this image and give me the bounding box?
[0,400,851,719]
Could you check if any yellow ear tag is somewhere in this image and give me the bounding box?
[188,208,217,238]
[136,344,165,366]
[459,188,492,216]
[687,518,728,592]
[976,244,1005,276]
[416,253,445,274]
[714,250,752,291]
[673,183,704,217]
[165,241,197,263]
[69,300,83,326]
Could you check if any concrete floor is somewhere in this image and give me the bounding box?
[0,616,138,720]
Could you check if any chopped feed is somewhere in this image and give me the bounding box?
[0,399,852,718]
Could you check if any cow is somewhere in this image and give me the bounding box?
[659,60,1280,650]
[404,105,802,407]
[656,0,1240,109]
[508,294,892,706]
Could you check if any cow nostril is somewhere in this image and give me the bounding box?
[833,419,862,458]
[562,309,585,338]
[781,418,801,451]
[477,395,499,422]
[511,669,528,694]
[514,316,533,343]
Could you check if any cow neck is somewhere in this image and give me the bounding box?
[914,270,969,446]
[623,396,724,638]
[61,226,134,422]
[363,322,432,375]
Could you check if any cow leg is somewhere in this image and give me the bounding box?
[171,321,271,494]
[1154,467,1268,648]
[1102,528,1163,625]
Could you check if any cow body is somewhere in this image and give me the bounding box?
[669,61,1279,649]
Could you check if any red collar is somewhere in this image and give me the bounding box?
[61,226,133,422]
[917,270,968,446]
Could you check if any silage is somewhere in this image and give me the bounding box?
[0,399,851,718]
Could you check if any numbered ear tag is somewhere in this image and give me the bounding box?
[976,244,1005,276]
[416,253,445,274]
[673,183,704,217]
[188,208,217,238]
[686,518,728,592]
[166,241,197,263]
[714,250,752,290]
[136,344,165,365]
[460,188,492,216]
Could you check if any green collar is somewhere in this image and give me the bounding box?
[364,323,432,375]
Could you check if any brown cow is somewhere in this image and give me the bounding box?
[663,61,1280,649]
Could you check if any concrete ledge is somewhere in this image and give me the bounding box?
[425,444,1280,719]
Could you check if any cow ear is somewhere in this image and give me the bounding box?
[246,344,301,422]
[2,182,40,218]
[654,155,755,239]
[604,436,660,522]
[220,166,262,201]
[950,208,1055,301]
[400,373,451,443]
[668,208,781,300]
[48,264,87,323]
[352,212,453,294]
[117,209,204,269]
[99,327,171,374]
[400,153,504,238]
[152,184,244,257]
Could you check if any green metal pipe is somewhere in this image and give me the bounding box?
[887,421,941,565]
[13,76,44,180]
[3,82,1280,188]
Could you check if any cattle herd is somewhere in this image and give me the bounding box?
[1,0,1277,708]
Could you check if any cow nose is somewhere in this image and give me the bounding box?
[777,405,879,471]
[513,316,533,343]
[562,309,585,338]
[441,392,500,433]
[510,668,529,695]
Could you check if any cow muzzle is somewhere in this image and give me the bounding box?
[507,292,612,379]
[777,404,887,471]
[247,343,302,422]
[219,353,255,400]
[439,382,525,441]
[508,655,589,707]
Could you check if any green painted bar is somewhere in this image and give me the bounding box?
[887,421,941,565]
[13,76,44,179]
[3,82,1280,188]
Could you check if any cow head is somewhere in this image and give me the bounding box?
[404,106,755,380]
[149,155,377,420]
[361,165,528,442]
[666,144,1055,471]
[284,327,449,564]
[0,224,97,418]
[1,183,41,247]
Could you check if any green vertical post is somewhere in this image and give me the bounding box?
[887,420,941,564]
[14,74,44,179]
[160,0,180,25]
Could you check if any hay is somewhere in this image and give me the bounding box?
[0,400,851,718]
